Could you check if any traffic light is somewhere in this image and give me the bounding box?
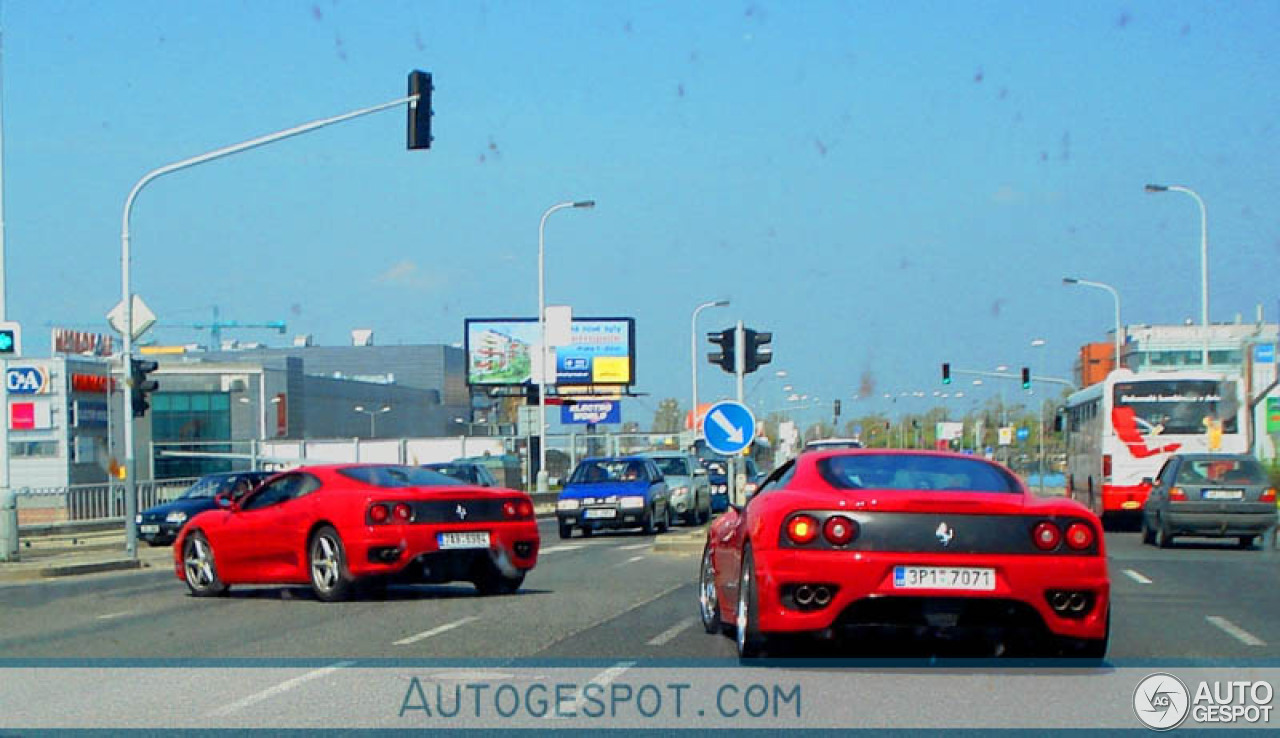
[1021,366,1031,390]
[941,362,951,384]
[407,70,434,150]
[130,358,159,418]
[743,329,773,373]
[833,399,842,418]
[0,326,16,355]
[707,328,735,373]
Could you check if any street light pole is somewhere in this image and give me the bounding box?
[690,299,729,445]
[1145,183,1209,366]
[1063,277,1123,370]
[536,200,595,493]
[354,405,390,437]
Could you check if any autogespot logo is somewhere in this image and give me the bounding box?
[1134,672,1190,731]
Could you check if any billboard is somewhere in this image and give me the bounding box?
[560,399,622,425]
[465,318,635,387]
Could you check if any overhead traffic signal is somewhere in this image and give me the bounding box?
[130,358,160,418]
[941,363,951,384]
[407,70,434,150]
[743,329,773,374]
[833,399,842,418]
[1021,367,1031,389]
[707,328,735,373]
[0,326,17,355]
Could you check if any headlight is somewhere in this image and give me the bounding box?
[620,496,646,509]
[165,511,188,524]
[556,499,579,511]
[671,486,689,498]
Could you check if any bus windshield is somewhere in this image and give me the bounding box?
[1112,379,1239,435]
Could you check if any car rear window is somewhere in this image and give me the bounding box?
[818,454,1021,493]
[1175,458,1267,486]
[338,465,464,488]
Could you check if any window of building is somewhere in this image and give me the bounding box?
[152,392,233,479]
[9,440,59,458]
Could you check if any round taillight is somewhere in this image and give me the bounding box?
[369,503,389,524]
[1032,521,1061,551]
[786,514,820,545]
[393,503,413,522]
[823,515,857,546]
[516,500,533,518]
[1064,522,1094,550]
[503,501,518,519]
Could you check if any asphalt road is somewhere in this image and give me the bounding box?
[0,518,1277,662]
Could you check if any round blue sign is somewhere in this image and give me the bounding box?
[703,400,756,455]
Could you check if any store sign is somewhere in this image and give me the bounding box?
[10,400,53,430]
[6,366,50,395]
[52,328,114,358]
[71,374,113,394]
[72,400,109,428]
[560,400,621,425]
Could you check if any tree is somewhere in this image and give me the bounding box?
[652,398,684,433]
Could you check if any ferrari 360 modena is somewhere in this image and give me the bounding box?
[173,464,540,601]
[698,450,1110,659]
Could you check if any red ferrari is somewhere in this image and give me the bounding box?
[699,450,1110,658]
[173,464,540,601]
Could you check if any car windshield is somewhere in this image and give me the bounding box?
[651,457,690,477]
[570,460,646,484]
[819,454,1021,493]
[178,474,255,500]
[1175,458,1267,486]
[338,465,463,488]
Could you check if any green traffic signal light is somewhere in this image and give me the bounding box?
[0,330,14,354]
[941,362,951,384]
[1021,367,1031,389]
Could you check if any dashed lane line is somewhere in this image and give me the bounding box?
[646,617,697,647]
[1123,569,1153,585]
[612,555,645,568]
[1205,616,1266,647]
[206,661,355,718]
[544,661,636,720]
[394,615,481,646]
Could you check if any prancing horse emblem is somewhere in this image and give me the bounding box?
[935,522,955,547]
[455,504,468,520]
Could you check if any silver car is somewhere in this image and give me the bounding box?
[643,451,712,525]
[1142,453,1277,549]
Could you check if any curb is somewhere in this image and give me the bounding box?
[0,557,145,583]
[653,529,707,554]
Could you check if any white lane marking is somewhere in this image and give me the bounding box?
[619,543,650,551]
[206,661,354,717]
[1123,569,1153,585]
[646,617,697,647]
[1205,616,1266,647]
[394,615,481,646]
[544,661,636,720]
[539,545,583,554]
[96,611,135,621]
[612,555,645,568]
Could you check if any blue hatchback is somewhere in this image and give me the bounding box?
[555,456,671,539]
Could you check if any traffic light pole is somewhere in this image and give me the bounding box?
[731,322,745,507]
[118,91,422,558]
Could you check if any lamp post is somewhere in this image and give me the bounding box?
[690,299,730,444]
[354,405,391,437]
[1063,277,1123,370]
[1030,338,1047,495]
[1145,183,1209,366]
[537,199,595,493]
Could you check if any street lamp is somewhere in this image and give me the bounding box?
[1145,183,1209,366]
[1063,277,1122,369]
[353,404,391,437]
[537,199,595,493]
[690,299,730,444]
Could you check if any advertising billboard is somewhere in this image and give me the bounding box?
[560,400,622,425]
[465,318,635,387]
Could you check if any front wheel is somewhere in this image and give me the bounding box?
[309,526,354,602]
[736,543,769,659]
[657,502,672,533]
[698,542,722,634]
[558,522,573,540]
[183,532,229,597]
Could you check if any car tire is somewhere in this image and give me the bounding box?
[308,525,354,602]
[642,508,657,535]
[658,502,672,533]
[581,527,593,538]
[1237,536,1257,549]
[698,542,722,634]
[558,522,573,540]
[182,532,228,597]
[474,569,525,596]
[1155,517,1174,549]
[736,543,770,659]
[1062,609,1110,662]
[1140,514,1155,545]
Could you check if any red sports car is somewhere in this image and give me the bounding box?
[173,464,540,601]
[698,450,1110,658]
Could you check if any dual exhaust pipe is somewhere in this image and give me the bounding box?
[793,584,833,608]
[1048,590,1091,614]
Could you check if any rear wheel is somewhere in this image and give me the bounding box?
[309,526,354,602]
[698,543,722,633]
[475,569,525,596]
[182,532,228,597]
[1154,517,1175,549]
[1140,514,1155,545]
[736,543,769,659]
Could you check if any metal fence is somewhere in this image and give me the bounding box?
[16,478,199,525]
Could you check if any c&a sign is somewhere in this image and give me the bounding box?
[6,366,51,395]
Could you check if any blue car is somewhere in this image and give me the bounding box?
[135,471,271,546]
[703,457,763,513]
[555,456,671,539]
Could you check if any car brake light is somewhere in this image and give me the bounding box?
[503,501,517,518]
[1032,521,1061,551]
[786,514,819,545]
[369,503,389,524]
[1169,487,1187,502]
[1101,455,1112,479]
[393,503,413,522]
[517,500,533,518]
[502,500,533,520]
[1262,488,1276,503]
[822,515,857,546]
[1064,522,1095,550]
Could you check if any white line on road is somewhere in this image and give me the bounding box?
[545,661,636,720]
[394,616,481,646]
[1123,569,1153,585]
[619,543,651,551]
[646,617,697,646]
[539,545,583,554]
[612,555,645,568]
[206,661,355,718]
[96,611,135,621]
[1205,616,1266,647]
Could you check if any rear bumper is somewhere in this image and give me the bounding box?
[749,547,1109,641]
[349,520,540,578]
[1101,484,1149,513]
[1163,510,1277,537]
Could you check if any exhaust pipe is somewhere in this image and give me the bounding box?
[1050,592,1071,612]
[812,586,832,607]
[794,585,815,606]
[1068,593,1088,613]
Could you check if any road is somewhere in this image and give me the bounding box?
[1,518,1277,662]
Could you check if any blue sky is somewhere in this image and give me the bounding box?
[4,1,1277,426]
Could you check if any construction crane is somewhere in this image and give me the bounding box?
[48,305,286,351]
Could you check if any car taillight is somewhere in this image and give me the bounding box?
[822,515,857,546]
[786,514,819,545]
[517,500,533,518]
[369,503,389,524]
[1262,488,1276,503]
[1064,522,1095,550]
[1169,487,1187,502]
[1032,521,1061,551]
[393,503,413,522]
[503,500,533,520]
[1101,455,1112,479]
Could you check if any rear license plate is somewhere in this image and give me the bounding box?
[140,524,160,534]
[1202,489,1244,501]
[583,508,617,519]
[438,531,490,549]
[893,566,995,591]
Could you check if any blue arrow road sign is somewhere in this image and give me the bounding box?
[703,400,756,455]
[1016,427,1030,441]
